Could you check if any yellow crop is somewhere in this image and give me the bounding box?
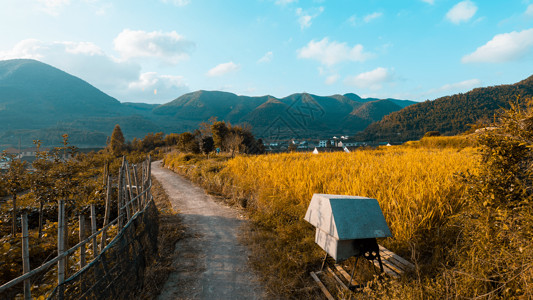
[222,147,478,253]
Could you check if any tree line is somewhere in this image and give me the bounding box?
[107,117,265,157]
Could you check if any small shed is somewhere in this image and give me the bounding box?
[304,194,392,262]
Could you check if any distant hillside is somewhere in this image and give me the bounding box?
[0,59,121,129]
[0,59,161,147]
[356,75,533,142]
[0,59,415,148]
[154,90,415,139]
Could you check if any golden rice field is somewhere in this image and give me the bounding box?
[164,144,479,297]
[224,147,477,250]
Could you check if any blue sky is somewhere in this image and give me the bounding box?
[1,0,532,104]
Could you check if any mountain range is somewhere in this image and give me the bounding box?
[2,59,531,148]
[0,59,415,148]
[355,75,533,142]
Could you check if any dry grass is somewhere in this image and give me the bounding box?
[164,147,479,298]
[136,176,185,299]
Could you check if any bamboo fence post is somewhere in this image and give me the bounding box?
[63,203,68,277]
[132,164,141,209]
[117,164,124,230]
[57,200,65,300]
[123,164,131,221]
[79,214,86,269]
[141,160,146,206]
[78,213,86,293]
[144,159,149,202]
[125,161,135,214]
[100,174,112,251]
[21,213,31,300]
[90,204,98,257]
[147,155,151,201]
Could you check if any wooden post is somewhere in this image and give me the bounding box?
[57,200,65,300]
[140,161,146,206]
[63,203,68,278]
[21,213,31,300]
[132,164,141,209]
[100,174,112,251]
[79,214,86,269]
[90,204,98,257]
[117,164,124,230]
[147,155,151,201]
[123,165,131,221]
[125,161,135,215]
[124,161,133,217]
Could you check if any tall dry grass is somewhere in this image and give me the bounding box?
[222,148,477,264]
[164,146,478,298]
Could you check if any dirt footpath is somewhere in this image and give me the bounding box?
[152,161,266,300]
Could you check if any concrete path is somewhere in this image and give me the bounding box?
[152,161,266,300]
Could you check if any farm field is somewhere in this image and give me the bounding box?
[164,138,485,298]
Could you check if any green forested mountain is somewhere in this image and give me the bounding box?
[156,91,414,139]
[0,59,415,148]
[0,59,163,147]
[356,76,533,142]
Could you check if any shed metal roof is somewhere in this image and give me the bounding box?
[304,194,392,240]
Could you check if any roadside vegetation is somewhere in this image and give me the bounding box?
[136,177,185,299]
[163,98,533,299]
[0,124,179,298]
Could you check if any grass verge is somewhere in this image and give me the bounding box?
[136,176,185,299]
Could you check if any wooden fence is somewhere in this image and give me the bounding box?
[0,156,153,299]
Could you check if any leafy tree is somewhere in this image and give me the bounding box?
[109,124,125,156]
[198,116,218,138]
[453,98,533,298]
[164,133,180,146]
[177,132,200,153]
[211,121,229,150]
[200,136,215,155]
[254,138,266,154]
[225,133,244,157]
[0,152,28,235]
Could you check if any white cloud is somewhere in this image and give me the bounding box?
[446,1,477,24]
[295,6,323,29]
[37,0,71,16]
[344,67,392,90]
[113,29,195,63]
[297,37,373,66]
[128,72,188,101]
[64,41,104,55]
[421,0,434,4]
[526,4,533,17]
[0,39,188,103]
[462,28,533,63]
[160,0,190,6]
[363,12,383,23]
[428,78,482,95]
[347,15,357,26]
[275,0,297,6]
[258,51,273,63]
[206,61,240,77]
[325,74,339,85]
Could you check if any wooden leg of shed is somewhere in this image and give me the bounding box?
[376,254,385,273]
[349,257,359,286]
[320,252,328,272]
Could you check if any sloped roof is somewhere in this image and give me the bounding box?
[304,194,392,240]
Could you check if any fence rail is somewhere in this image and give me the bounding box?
[0,156,155,300]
